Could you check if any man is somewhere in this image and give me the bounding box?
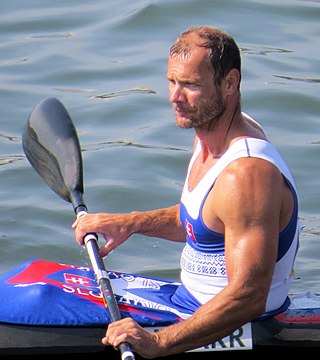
[72,26,300,357]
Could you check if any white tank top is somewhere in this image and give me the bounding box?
[180,137,301,312]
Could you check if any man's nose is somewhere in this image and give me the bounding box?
[170,84,185,103]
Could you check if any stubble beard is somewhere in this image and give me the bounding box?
[175,91,227,132]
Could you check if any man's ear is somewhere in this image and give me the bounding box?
[224,68,240,95]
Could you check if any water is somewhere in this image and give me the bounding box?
[0,0,319,296]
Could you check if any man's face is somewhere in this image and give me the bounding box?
[167,46,226,131]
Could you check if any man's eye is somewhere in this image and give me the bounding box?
[185,82,198,88]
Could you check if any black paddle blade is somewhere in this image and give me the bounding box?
[22,97,85,212]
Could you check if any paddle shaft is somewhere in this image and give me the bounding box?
[77,208,135,360]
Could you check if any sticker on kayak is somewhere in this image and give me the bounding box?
[146,323,253,351]
[189,323,253,351]
[0,259,189,326]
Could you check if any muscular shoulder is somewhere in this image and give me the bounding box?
[212,157,284,222]
[222,157,283,195]
[220,156,281,186]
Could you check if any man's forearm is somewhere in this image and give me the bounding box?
[152,285,263,356]
[130,204,186,242]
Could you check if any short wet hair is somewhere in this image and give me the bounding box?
[170,26,241,86]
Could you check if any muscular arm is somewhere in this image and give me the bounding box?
[103,158,293,357]
[73,204,186,257]
[153,158,286,354]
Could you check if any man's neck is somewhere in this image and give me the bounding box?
[195,101,242,159]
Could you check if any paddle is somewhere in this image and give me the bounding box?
[22,97,135,360]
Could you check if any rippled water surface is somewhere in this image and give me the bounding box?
[0,0,319,294]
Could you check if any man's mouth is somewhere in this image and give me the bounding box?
[175,106,192,117]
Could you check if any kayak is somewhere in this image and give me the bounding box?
[0,259,319,357]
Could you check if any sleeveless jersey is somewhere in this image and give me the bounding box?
[173,136,301,318]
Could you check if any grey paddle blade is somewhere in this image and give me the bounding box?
[22,97,85,211]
